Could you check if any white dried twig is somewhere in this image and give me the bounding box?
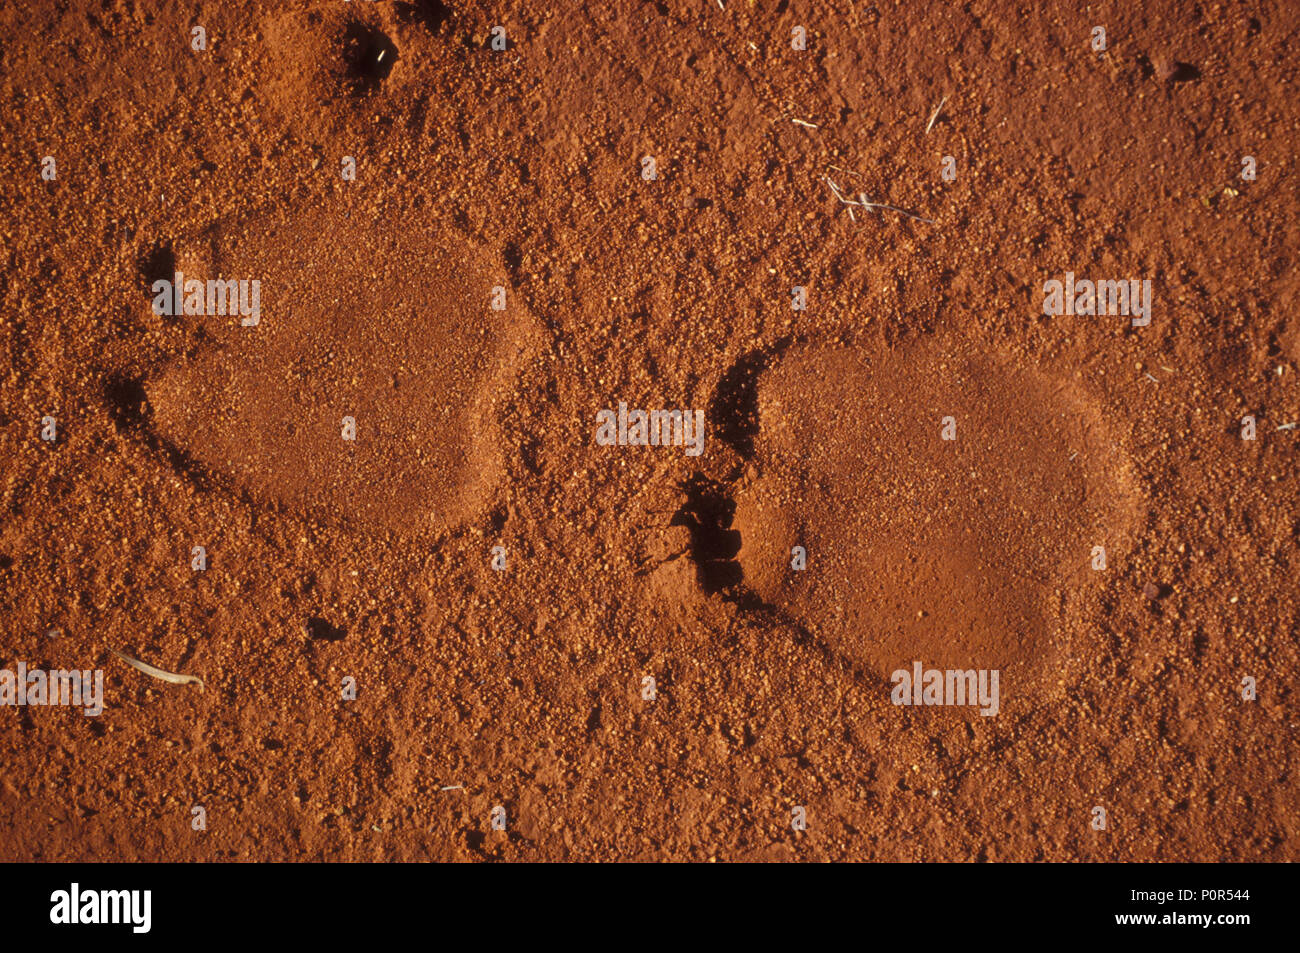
[824,177,936,225]
[111,648,205,691]
[858,192,936,224]
[824,176,853,204]
[925,95,948,135]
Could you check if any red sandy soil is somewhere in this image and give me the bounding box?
[1,0,1297,861]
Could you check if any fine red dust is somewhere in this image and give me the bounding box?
[1,1,1296,861]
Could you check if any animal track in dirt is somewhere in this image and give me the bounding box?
[730,337,1141,703]
[139,202,539,535]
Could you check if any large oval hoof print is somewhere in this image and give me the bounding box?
[145,204,539,534]
[734,338,1141,708]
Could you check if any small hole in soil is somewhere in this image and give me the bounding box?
[343,23,398,92]
[503,242,523,276]
[306,616,347,642]
[138,242,175,294]
[103,374,149,432]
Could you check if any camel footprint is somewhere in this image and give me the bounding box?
[140,202,539,534]
[732,337,1141,708]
